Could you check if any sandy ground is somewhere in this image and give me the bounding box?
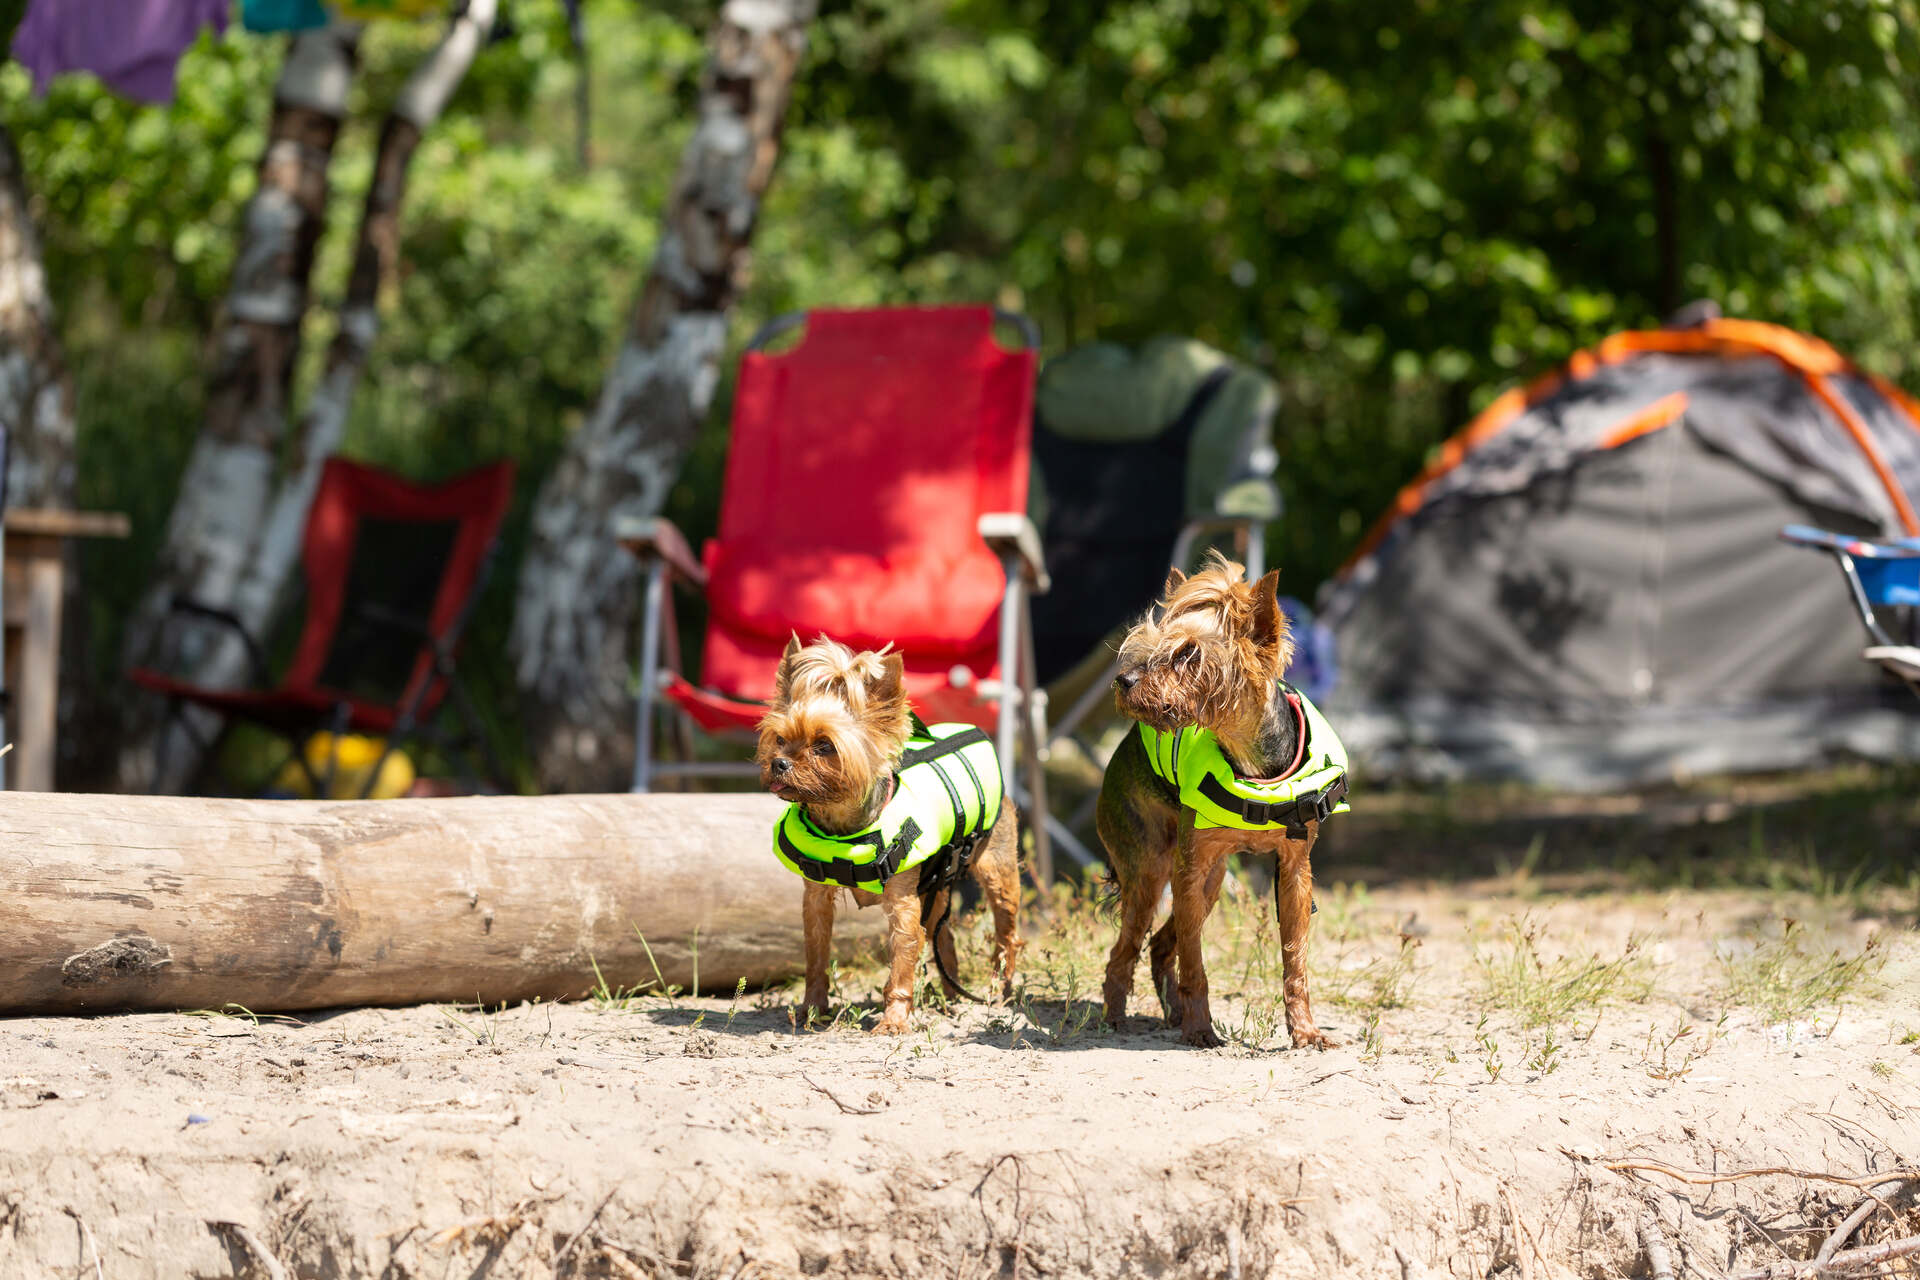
[2,870,1917,1279]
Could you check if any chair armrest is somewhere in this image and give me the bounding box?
[979,512,1050,594]
[613,514,707,588]
[166,597,270,688]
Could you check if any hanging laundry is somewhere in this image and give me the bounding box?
[12,0,231,105]
[332,0,447,17]
[242,0,333,33]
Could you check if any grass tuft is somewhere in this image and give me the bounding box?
[1475,917,1654,1028]
[1715,919,1885,1025]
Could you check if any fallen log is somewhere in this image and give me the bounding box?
[0,791,884,1015]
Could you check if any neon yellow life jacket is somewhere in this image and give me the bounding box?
[773,722,1004,893]
[1137,685,1351,832]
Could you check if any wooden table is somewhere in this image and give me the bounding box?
[3,508,131,791]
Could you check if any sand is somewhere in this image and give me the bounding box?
[2,872,1916,1278]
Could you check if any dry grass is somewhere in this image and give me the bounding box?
[1715,918,1887,1026]
[1474,916,1655,1029]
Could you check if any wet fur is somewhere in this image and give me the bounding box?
[758,636,1022,1034]
[1098,554,1335,1050]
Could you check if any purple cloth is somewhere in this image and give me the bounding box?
[13,0,231,105]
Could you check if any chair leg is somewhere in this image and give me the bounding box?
[447,677,513,793]
[632,559,668,793]
[1018,599,1053,888]
[991,563,1024,794]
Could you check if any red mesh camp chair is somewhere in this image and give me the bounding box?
[616,305,1055,875]
[130,458,516,796]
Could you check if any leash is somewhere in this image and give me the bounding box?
[917,830,987,1004]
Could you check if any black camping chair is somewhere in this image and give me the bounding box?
[1029,349,1282,866]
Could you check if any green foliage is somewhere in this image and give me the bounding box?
[8,0,1920,779]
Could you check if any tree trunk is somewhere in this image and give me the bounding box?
[510,0,816,792]
[0,122,74,510]
[227,0,497,657]
[114,26,359,794]
[0,790,882,1015]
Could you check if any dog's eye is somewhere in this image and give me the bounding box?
[813,739,836,756]
[774,736,787,749]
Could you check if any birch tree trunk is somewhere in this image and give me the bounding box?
[115,26,359,794]
[510,0,815,792]
[226,0,497,655]
[0,122,74,510]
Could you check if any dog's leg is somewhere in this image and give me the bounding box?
[1148,915,1181,1027]
[1172,821,1231,1048]
[1102,850,1170,1027]
[872,872,926,1034]
[1278,826,1334,1050]
[801,881,837,1026]
[970,815,1023,998]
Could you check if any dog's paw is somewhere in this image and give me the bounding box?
[870,1013,912,1036]
[1290,1027,1337,1051]
[1180,1021,1225,1049]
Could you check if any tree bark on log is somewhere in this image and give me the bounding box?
[0,791,881,1015]
[228,0,497,658]
[510,0,816,792]
[115,26,359,794]
[0,122,75,510]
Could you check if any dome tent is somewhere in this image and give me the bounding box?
[1318,317,1920,788]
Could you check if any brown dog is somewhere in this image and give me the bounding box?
[1098,554,1347,1049]
[757,636,1023,1034]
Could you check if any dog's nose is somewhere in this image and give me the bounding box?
[770,757,793,775]
[1115,670,1141,691]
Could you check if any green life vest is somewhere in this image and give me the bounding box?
[773,722,1004,893]
[1137,685,1352,832]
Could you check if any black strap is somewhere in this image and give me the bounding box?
[918,826,989,1004]
[1196,772,1347,836]
[896,725,992,768]
[777,817,923,888]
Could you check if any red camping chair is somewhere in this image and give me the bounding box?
[617,306,1055,874]
[130,458,516,797]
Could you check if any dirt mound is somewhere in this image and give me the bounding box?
[1,881,1915,1278]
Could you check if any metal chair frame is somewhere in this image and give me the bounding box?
[624,308,1059,881]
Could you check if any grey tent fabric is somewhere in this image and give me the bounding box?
[1319,322,1920,788]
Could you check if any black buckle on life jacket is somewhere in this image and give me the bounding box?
[778,817,923,888]
[1196,772,1347,837]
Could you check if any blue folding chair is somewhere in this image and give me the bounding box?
[1780,524,1920,693]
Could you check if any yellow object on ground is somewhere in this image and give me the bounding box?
[273,733,415,799]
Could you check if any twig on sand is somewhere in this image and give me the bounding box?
[1815,1174,1915,1266]
[1498,1183,1546,1280]
[1732,1231,1920,1279]
[552,1186,620,1271]
[802,1073,884,1115]
[208,1220,290,1280]
[64,1209,104,1280]
[1635,1203,1676,1280]
[1604,1160,1920,1190]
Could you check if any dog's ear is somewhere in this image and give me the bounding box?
[868,650,905,707]
[1163,566,1188,598]
[773,634,803,704]
[1249,570,1290,657]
